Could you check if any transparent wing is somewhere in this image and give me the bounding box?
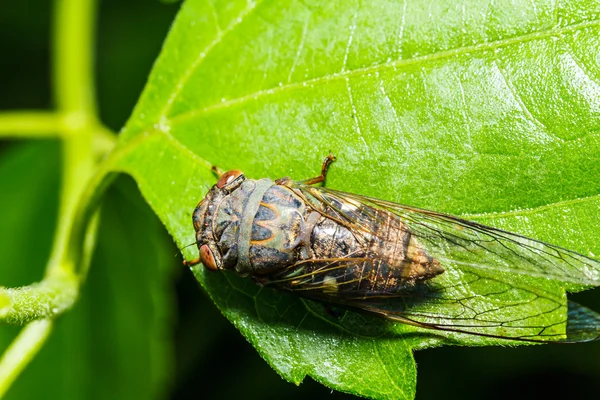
[296,186,600,287]
[268,255,581,342]
[338,299,600,344]
[274,184,600,343]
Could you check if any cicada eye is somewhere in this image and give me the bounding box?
[216,170,243,188]
[199,244,218,271]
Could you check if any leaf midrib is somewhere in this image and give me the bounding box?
[164,17,600,124]
[147,126,600,225]
[464,193,600,221]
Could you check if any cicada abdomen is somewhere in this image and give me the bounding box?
[265,185,445,297]
[187,156,600,343]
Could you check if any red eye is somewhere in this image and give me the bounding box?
[216,170,243,188]
[199,244,218,271]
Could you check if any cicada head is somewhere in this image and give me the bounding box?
[192,169,246,272]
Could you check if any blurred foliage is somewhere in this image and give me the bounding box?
[0,143,174,399]
[1,0,600,399]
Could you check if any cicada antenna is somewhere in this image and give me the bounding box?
[175,241,198,258]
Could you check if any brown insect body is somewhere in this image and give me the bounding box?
[192,167,443,298]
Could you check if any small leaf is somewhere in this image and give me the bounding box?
[109,0,600,398]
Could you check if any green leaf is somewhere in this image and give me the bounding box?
[107,0,600,398]
[0,143,174,399]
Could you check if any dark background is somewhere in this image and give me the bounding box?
[1,1,600,399]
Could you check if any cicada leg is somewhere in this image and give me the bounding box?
[211,165,225,177]
[183,258,201,266]
[298,153,336,185]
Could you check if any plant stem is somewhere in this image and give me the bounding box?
[0,0,101,393]
[0,320,53,398]
[54,0,97,116]
[0,112,63,137]
[46,0,98,276]
[0,271,79,324]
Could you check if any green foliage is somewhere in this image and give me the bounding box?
[0,144,174,399]
[106,0,600,398]
[2,0,600,399]
[0,0,176,398]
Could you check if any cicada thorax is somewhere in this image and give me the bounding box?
[245,184,308,271]
[209,178,307,273]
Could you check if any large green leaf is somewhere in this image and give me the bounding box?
[107,0,600,398]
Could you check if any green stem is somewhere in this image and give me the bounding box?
[0,111,63,137]
[46,134,95,276]
[94,125,117,156]
[0,0,101,394]
[0,320,53,398]
[46,0,98,276]
[0,272,78,324]
[54,0,97,116]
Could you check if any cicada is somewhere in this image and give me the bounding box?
[186,155,600,343]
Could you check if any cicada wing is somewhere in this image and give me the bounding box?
[269,257,578,342]
[328,298,600,344]
[264,257,378,294]
[293,185,600,288]
[277,183,600,343]
[273,264,600,343]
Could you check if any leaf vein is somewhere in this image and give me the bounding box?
[168,18,600,123]
[373,342,404,396]
[345,77,368,153]
[160,0,264,118]
[492,56,555,140]
[287,11,311,84]
[207,0,222,35]
[464,193,600,221]
[483,0,495,42]
[341,11,358,73]
[456,72,473,147]
[396,0,407,59]
[563,44,600,90]
[156,128,212,169]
